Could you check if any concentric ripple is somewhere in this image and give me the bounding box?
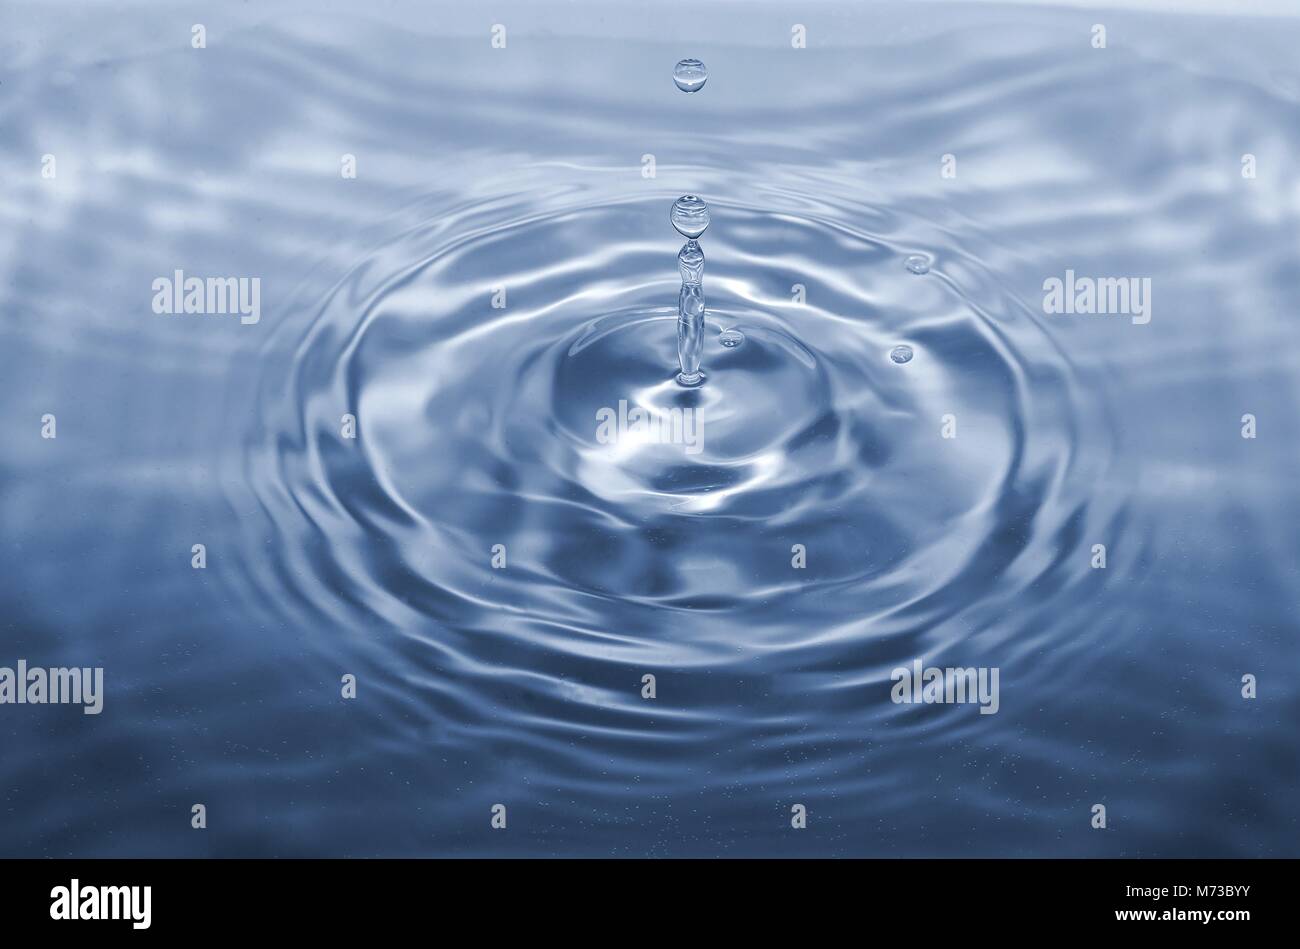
[4,1,1299,857]
[239,184,1117,717]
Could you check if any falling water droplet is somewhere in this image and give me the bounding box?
[671,195,710,240]
[719,328,745,348]
[889,345,914,364]
[904,254,931,275]
[673,59,708,93]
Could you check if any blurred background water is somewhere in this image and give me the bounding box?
[1,0,1298,857]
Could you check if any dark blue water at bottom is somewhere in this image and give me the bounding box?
[1,1,1298,856]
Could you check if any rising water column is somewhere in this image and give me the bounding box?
[671,195,710,386]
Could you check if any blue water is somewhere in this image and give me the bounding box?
[2,0,1298,857]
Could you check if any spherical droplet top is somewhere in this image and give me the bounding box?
[673,59,708,93]
[671,195,710,239]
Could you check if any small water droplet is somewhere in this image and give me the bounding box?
[890,345,914,364]
[673,59,708,93]
[904,254,931,275]
[671,195,710,239]
[719,328,744,348]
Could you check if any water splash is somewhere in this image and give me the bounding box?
[672,195,710,386]
[6,2,1295,860]
[673,59,708,93]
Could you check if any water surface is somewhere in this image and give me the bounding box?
[1,0,1298,857]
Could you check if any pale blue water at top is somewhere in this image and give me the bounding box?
[1,0,1298,857]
